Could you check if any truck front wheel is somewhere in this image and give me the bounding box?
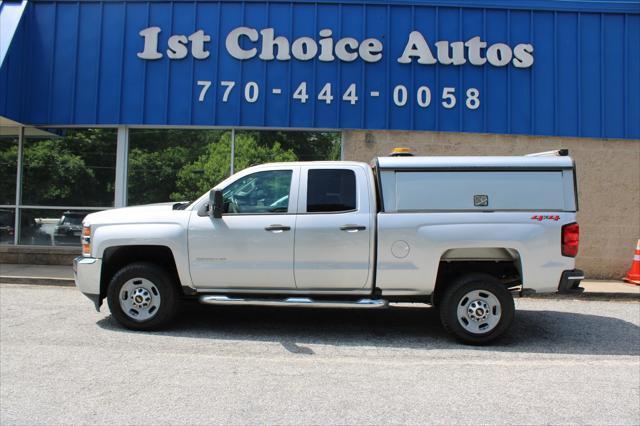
[439,273,515,345]
[106,262,180,330]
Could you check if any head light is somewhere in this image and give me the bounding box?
[81,226,91,257]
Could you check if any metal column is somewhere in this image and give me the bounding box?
[13,126,24,245]
[114,126,129,208]
[230,128,235,176]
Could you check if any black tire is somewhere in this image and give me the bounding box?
[107,262,180,330]
[439,273,515,345]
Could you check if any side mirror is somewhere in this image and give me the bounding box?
[210,189,223,219]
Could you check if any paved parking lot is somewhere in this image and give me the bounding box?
[1,283,639,425]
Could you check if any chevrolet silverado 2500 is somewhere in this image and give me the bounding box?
[74,151,582,344]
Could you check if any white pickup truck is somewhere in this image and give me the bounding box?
[74,151,582,344]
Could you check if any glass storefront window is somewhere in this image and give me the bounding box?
[3,127,341,246]
[232,130,340,178]
[237,130,341,162]
[0,127,19,205]
[0,208,16,245]
[19,208,97,246]
[127,129,340,206]
[22,129,117,207]
[127,129,228,205]
[231,131,298,174]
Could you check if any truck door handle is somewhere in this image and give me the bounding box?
[340,225,366,232]
[265,224,291,232]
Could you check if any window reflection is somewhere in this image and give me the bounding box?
[19,209,94,246]
[1,128,341,246]
[0,208,15,245]
[22,129,116,207]
[0,127,19,205]
[127,129,227,205]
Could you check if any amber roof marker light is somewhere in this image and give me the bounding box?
[389,147,414,157]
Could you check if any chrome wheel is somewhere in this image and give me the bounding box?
[456,289,501,334]
[119,278,162,321]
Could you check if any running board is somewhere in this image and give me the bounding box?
[199,295,388,309]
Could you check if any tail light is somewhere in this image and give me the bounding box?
[562,222,579,257]
[82,226,91,257]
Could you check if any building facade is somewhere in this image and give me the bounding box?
[0,0,639,277]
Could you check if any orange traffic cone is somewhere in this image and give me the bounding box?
[623,240,640,285]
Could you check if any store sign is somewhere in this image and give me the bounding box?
[133,25,535,118]
[5,0,635,138]
[137,26,534,68]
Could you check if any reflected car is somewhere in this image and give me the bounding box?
[53,212,87,245]
[0,209,15,244]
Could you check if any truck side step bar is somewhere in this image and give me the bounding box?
[199,295,388,309]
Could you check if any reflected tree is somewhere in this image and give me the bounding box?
[249,131,340,161]
[172,132,297,201]
[21,129,117,206]
[0,139,17,204]
[11,128,339,207]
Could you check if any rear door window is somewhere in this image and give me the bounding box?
[306,169,356,213]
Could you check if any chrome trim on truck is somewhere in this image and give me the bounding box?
[73,256,102,311]
[199,295,388,309]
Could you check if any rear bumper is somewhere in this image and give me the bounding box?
[558,269,585,294]
[73,256,102,311]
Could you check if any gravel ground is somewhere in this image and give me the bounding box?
[1,284,639,425]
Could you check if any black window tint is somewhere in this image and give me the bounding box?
[307,169,356,212]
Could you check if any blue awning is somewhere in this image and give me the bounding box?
[1,0,638,138]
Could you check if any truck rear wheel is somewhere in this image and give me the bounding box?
[107,262,179,330]
[439,273,514,345]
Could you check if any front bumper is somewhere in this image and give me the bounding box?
[557,269,585,294]
[73,256,102,311]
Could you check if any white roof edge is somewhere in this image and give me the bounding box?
[375,155,575,169]
[255,160,369,168]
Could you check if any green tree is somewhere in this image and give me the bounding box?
[127,129,225,205]
[0,139,17,204]
[21,138,100,206]
[127,146,193,205]
[246,131,341,161]
[12,128,340,208]
[172,132,297,201]
[19,129,117,207]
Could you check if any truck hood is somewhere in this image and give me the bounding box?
[83,202,186,226]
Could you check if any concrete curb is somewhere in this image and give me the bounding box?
[0,276,75,286]
[523,292,639,302]
[1,277,638,301]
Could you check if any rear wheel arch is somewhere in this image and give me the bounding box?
[431,248,522,307]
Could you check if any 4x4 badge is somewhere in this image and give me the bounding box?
[531,215,560,221]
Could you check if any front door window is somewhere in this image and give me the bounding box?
[222,170,292,214]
